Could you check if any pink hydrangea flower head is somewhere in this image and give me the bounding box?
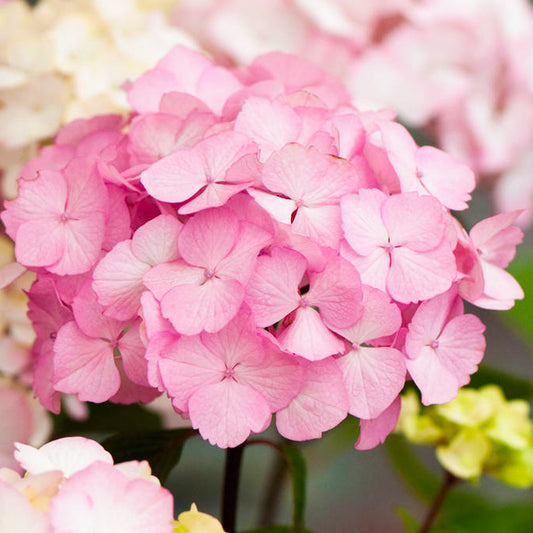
[4,41,520,450]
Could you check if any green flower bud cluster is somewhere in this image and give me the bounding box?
[397,385,533,487]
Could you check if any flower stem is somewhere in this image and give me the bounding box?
[222,443,245,533]
[419,471,459,533]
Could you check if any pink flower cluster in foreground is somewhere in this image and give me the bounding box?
[0,437,174,533]
[2,46,523,449]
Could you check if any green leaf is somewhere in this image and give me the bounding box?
[101,428,197,483]
[396,507,419,533]
[468,365,533,400]
[279,444,307,533]
[385,434,441,502]
[504,248,533,349]
[239,526,316,533]
[52,402,162,439]
[441,503,533,533]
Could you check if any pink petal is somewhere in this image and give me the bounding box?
[276,358,348,440]
[161,277,244,335]
[93,241,150,321]
[215,221,272,282]
[53,322,120,403]
[341,189,389,256]
[131,215,181,266]
[335,286,401,343]
[415,146,475,211]
[189,379,271,448]
[337,346,406,419]
[245,247,305,327]
[470,211,523,268]
[143,261,204,301]
[247,188,296,225]
[49,462,174,533]
[15,436,112,477]
[388,243,456,303]
[234,97,302,161]
[355,396,401,450]
[383,193,446,251]
[472,260,524,310]
[159,333,227,412]
[178,208,239,269]
[407,314,485,405]
[279,307,345,361]
[307,256,363,329]
[235,341,303,412]
[292,204,343,249]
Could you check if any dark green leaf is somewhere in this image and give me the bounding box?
[52,402,162,439]
[279,443,307,533]
[385,434,441,502]
[397,507,419,533]
[101,428,196,483]
[468,364,533,400]
[240,526,316,533]
[504,249,533,349]
[440,503,533,533]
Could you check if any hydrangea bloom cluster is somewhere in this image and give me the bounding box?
[2,45,523,449]
[0,436,224,533]
[398,386,533,487]
[172,0,533,227]
[0,0,198,199]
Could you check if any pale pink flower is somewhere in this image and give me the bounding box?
[405,288,486,404]
[245,246,363,361]
[0,479,51,533]
[53,283,157,403]
[276,357,348,441]
[341,189,456,303]
[49,461,174,533]
[250,143,361,249]
[469,211,524,310]
[2,159,108,275]
[14,437,112,479]
[333,286,405,419]
[141,130,259,213]
[146,207,271,335]
[128,45,242,115]
[158,311,302,447]
[93,214,182,320]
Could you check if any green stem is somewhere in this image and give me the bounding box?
[221,444,245,533]
[419,471,459,533]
